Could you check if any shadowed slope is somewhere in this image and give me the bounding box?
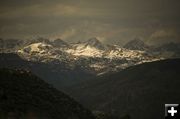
[68,59,180,119]
[0,68,95,119]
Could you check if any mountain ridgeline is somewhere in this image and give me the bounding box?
[68,59,180,119]
[0,68,95,119]
[123,38,149,51]
[0,53,95,90]
[1,37,180,76]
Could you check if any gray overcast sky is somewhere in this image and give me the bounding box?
[0,0,180,45]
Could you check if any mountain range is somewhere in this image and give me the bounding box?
[0,37,179,89]
[1,37,166,75]
[1,37,180,119]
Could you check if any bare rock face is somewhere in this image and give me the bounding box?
[124,38,149,51]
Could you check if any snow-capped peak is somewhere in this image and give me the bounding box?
[65,37,106,57]
[66,44,104,58]
[84,37,105,50]
[18,42,52,53]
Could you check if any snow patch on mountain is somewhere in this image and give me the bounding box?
[22,42,52,53]
[66,44,104,57]
[105,47,145,59]
[17,42,71,62]
[17,39,162,74]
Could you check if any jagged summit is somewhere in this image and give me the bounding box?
[84,37,105,50]
[52,38,69,47]
[31,37,51,44]
[124,38,149,51]
[86,37,101,45]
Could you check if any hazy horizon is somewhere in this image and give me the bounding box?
[0,0,180,45]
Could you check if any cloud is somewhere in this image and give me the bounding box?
[0,4,80,19]
[150,30,177,39]
[0,0,180,45]
[147,29,180,45]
